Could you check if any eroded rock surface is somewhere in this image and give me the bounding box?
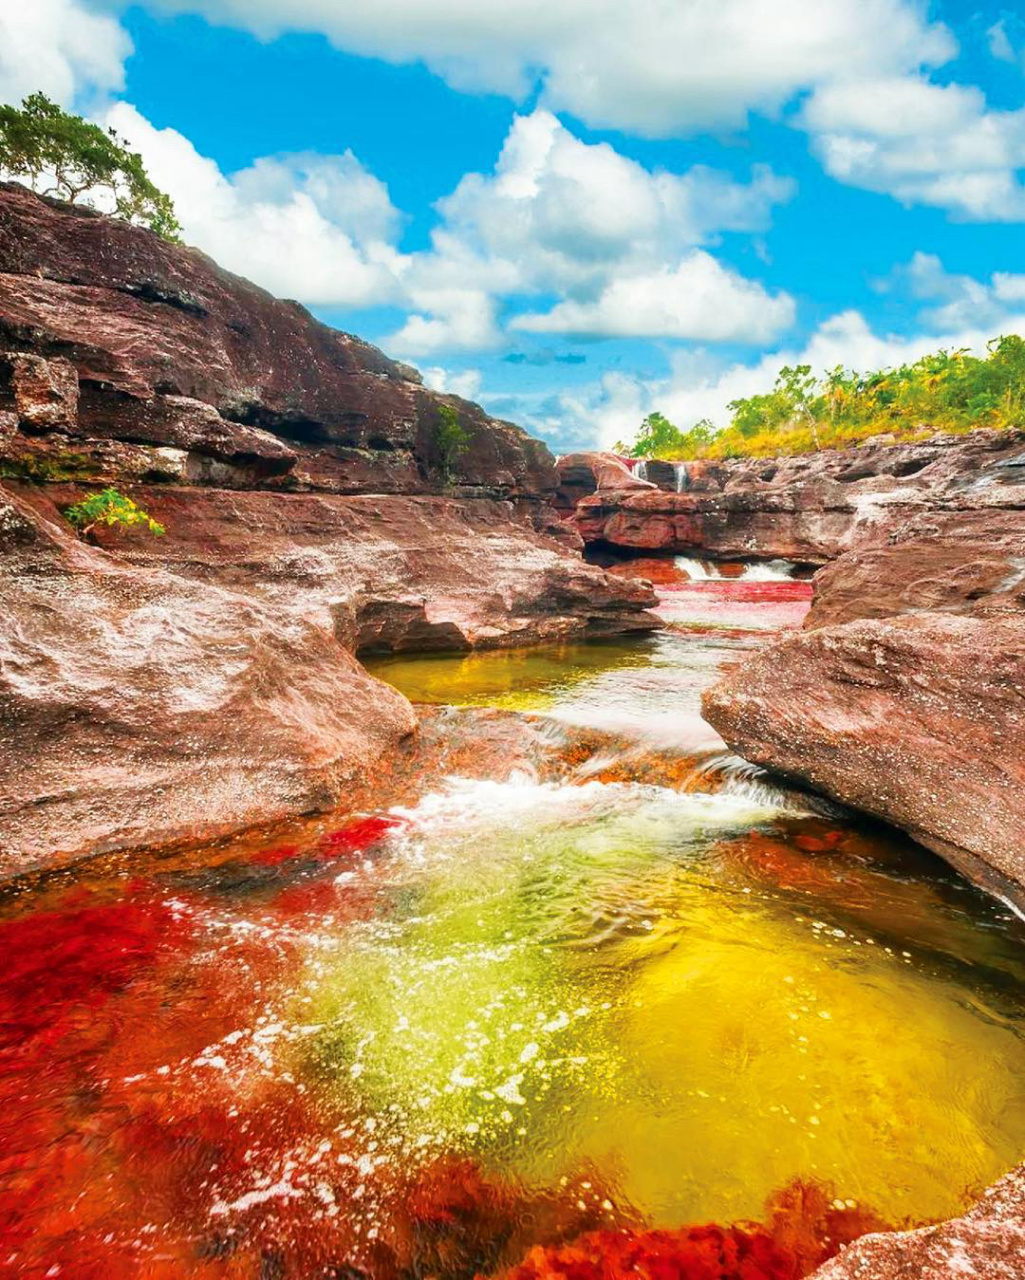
[560,434,1025,563]
[0,487,416,877]
[0,184,657,871]
[703,612,1025,897]
[811,1162,1025,1279]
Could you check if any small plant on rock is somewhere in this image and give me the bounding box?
[434,404,471,480]
[64,488,166,540]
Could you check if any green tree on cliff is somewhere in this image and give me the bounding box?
[0,93,181,242]
[433,404,472,480]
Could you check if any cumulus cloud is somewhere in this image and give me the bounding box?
[803,77,1025,220]
[528,308,1025,451]
[421,366,483,401]
[0,0,130,108]
[102,103,402,307]
[387,110,794,353]
[512,252,794,343]
[148,0,954,137]
[885,251,1025,331]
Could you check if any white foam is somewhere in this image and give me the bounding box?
[673,556,797,581]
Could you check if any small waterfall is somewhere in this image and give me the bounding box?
[674,462,688,493]
[634,460,649,482]
[673,556,797,581]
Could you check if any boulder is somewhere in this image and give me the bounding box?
[702,612,1025,900]
[0,486,416,877]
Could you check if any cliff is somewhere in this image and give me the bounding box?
[0,183,657,875]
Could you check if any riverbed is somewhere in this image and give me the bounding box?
[2,563,1023,1277]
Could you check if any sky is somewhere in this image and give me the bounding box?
[1,1,1024,454]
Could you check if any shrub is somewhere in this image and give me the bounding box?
[0,93,181,242]
[64,488,166,539]
[618,336,1025,461]
[434,404,472,479]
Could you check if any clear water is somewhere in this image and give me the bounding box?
[2,570,1024,1278]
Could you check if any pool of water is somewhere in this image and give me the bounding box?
[2,570,1024,1278]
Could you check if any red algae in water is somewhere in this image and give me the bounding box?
[494,1181,888,1280]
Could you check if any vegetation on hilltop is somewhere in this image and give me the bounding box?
[617,336,1025,460]
[0,93,181,242]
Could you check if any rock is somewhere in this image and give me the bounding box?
[559,435,1025,563]
[810,1162,1025,1279]
[0,184,659,873]
[0,486,416,877]
[807,509,1025,628]
[702,612,1025,900]
[4,352,79,431]
[0,181,556,498]
[11,483,659,655]
[554,451,654,511]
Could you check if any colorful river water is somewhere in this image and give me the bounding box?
[2,561,1025,1279]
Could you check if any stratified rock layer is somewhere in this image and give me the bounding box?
[0,184,657,872]
[560,434,1025,563]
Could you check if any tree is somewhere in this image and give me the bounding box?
[433,404,472,480]
[64,489,166,540]
[616,411,689,458]
[0,93,181,241]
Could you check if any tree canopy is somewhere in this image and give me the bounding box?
[0,93,181,242]
[617,336,1025,460]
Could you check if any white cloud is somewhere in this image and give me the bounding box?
[512,252,794,343]
[387,110,794,354]
[421,366,483,401]
[804,77,1025,220]
[0,0,129,108]
[534,308,1025,450]
[886,251,1025,331]
[102,103,402,308]
[148,0,954,137]
[988,21,1016,63]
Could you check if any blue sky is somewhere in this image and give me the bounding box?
[2,0,1024,452]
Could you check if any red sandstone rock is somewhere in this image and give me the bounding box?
[810,1162,1025,1279]
[0,182,556,498]
[702,612,1025,897]
[558,436,1025,563]
[7,351,78,431]
[806,508,1025,628]
[0,487,417,877]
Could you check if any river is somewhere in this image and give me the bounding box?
[2,562,1024,1277]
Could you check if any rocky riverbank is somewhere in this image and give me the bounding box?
[0,183,656,875]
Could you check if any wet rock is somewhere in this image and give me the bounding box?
[0,486,416,877]
[810,1162,1025,1279]
[702,612,1025,900]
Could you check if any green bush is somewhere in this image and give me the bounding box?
[434,404,472,478]
[618,336,1025,460]
[64,488,166,539]
[0,92,181,242]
